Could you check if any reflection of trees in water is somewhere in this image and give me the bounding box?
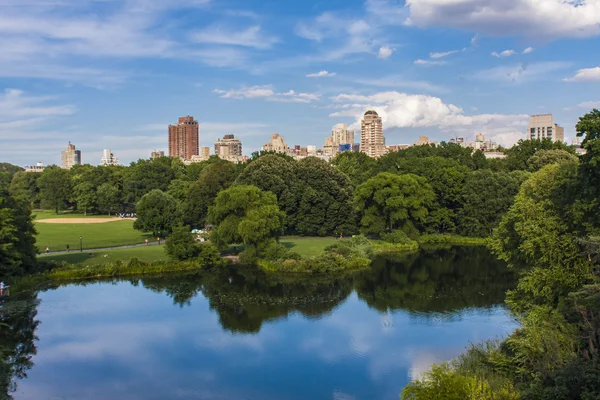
[354,247,517,315]
[0,293,39,400]
[139,266,355,333]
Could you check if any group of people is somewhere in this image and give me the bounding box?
[118,213,137,218]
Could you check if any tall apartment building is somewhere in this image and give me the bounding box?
[528,114,565,143]
[61,142,81,169]
[151,150,165,159]
[215,134,242,158]
[262,133,290,154]
[100,149,119,166]
[325,123,355,157]
[201,147,210,159]
[360,110,386,158]
[168,116,199,160]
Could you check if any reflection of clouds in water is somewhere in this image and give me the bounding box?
[333,390,356,400]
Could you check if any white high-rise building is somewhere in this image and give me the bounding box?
[100,149,119,166]
[528,114,565,143]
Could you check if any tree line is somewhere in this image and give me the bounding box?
[402,109,600,399]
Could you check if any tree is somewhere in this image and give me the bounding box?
[459,170,526,237]
[235,155,299,232]
[165,224,198,261]
[133,190,180,236]
[73,180,97,215]
[184,162,237,228]
[37,167,71,214]
[96,183,119,215]
[354,173,435,235]
[122,157,182,204]
[330,151,377,187]
[505,138,575,171]
[167,179,191,203]
[294,157,356,236]
[0,178,37,277]
[9,171,39,207]
[208,185,284,251]
[0,163,23,178]
[527,149,579,171]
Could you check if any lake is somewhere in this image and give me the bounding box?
[2,247,518,400]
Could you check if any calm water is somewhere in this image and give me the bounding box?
[2,247,518,400]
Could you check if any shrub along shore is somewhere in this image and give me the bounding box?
[38,234,487,282]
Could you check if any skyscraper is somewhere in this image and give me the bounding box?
[332,123,354,145]
[527,114,565,143]
[100,149,119,166]
[262,133,290,154]
[215,134,242,158]
[168,116,199,160]
[360,110,386,158]
[61,142,81,169]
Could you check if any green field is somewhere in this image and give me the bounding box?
[39,245,168,266]
[35,219,153,252]
[280,236,339,257]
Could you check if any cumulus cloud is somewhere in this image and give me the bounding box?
[306,70,336,78]
[404,0,600,39]
[564,67,600,82]
[377,46,395,59]
[328,91,528,146]
[492,49,516,58]
[213,85,320,103]
[522,47,534,54]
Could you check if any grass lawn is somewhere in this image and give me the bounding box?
[33,210,116,220]
[35,219,153,252]
[39,245,168,266]
[280,236,339,258]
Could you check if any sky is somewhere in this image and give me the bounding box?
[1,0,600,166]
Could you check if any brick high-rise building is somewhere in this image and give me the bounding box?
[61,142,81,169]
[168,116,199,160]
[360,110,386,158]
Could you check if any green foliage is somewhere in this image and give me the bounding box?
[208,185,285,251]
[184,162,237,228]
[527,149,579,172]
[0,180,38,277]
[459,170,526,237]
[505,139,575,171]
[330,151,377,186]
[164,224,198,261]
[381,229,412,244]
[9,171,39,207]
[96,183,119,215]
[354,172,435,235]
[37,167,71,214]
[133,189,181,236]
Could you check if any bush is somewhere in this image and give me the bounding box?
[165,224,198,261]
[262,241,301,261]
[196,242,225,267]
[381,230,412,244]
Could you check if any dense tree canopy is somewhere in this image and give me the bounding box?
[354,172,435,235]
[208,185,284,251]
[133,189,181,236]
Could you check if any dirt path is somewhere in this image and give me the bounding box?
[37,218,125,224]
[38,241,162,256]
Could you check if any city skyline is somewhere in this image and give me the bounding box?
[1,0,599,166]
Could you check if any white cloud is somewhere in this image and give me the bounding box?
[475,61,571,83]
[404,0,600,39]
[429,50,458,59]
[492,49,516,58]
[0,89,75,119]
[306,70,337,78]
[377,46,394,59]
[414,59,446,66]
[213,85,320,103]
[351,75,444,92]
[190,25,278,49]
[564,67,600,82]
[522,47,534,54]
[577,101,600,109]
[328,90,528,147]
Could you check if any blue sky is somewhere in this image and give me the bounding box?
[1,0,599,166]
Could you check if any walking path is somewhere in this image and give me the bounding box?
[39,241,163,257]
